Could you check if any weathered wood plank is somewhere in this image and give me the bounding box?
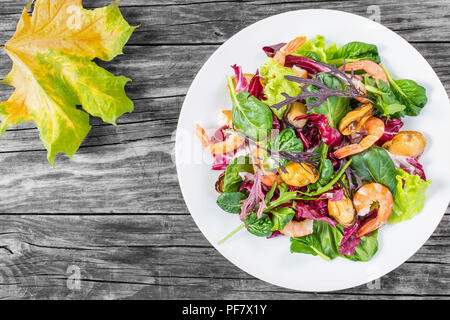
[0,215,448,299]
[0,0,448,43]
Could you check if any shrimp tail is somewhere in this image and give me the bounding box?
[356,219,383,238]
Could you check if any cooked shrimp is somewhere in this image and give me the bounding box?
[220,110,233,127]
[251,146,280,187]
[334,117,385,159]
[194,123,211,148]
[194,123,244,155]
[353,183,393,237]
[281,219,314,237]
[339,60,388,102]
[274,36,307,66]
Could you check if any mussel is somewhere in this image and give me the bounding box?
[338,103,374,136]
[284,102,308,129]
[382,131,426,158]
[327,198,357,227]
[215,172,225,193]
[279,162,319,187]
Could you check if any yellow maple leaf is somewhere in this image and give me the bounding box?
[0,0,137,165]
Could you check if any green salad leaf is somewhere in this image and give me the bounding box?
[260,58,302,118]
[290,221,379,262]
[267,128,304,167]
[342,230,379,262]
[227,76,273,141]
[223,156,254,193]
[245,212,273,237]
[389,169,431,224]
[381,69,427,117]
[290,220,341,261]
[365,76,406,117]
[271,207,295,231]
[216,192,247,213]
[292,35,331,62]
[307,73,351,128]
[326,41,381,66]
[350,146,397,195]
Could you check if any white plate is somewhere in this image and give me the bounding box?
[175,9,450,292]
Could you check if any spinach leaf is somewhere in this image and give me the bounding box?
[223,156,253,193]
[290,220,379,262]
[307,73,351,128]
[319,159,334,185]
[267,128,303,166]
[350,146,397,195]
[290,220,342,261]
[245,212,273,237]
[216,192,247,213]
[389,78,428,117]
[342,230,379,262]
[317,142,333,185]
[366,77,406,117]
[227,76,273,141]
[271,207,295,231]
[266,183,298,210]
[326,41,381,66]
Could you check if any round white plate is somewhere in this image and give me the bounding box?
[175,9,450,292]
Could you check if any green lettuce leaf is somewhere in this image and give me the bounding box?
[326,41,381,66]
[292,35,330,62]
[389,169,431,224]
[260,58,302,118]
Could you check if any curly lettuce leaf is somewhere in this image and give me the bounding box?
[0,0,136,165]
[291,35,332,62]
[260,58,302,119]
[389,169,431,224]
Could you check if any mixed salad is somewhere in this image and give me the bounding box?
[195,35,431,262]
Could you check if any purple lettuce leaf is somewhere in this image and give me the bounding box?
[339,219,361,255]
[387,152,427,180]
[231,64,249,93]
[295,199,337,227]
[295,114,342,147]
[375,118,404,146]
[262,43,286,58]
[248,70,266,100]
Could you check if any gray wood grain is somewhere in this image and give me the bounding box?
[0,214,448,299]
[0,0,448,299]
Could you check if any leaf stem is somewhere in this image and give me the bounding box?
[308,159,352,196]
[217,223,245,245]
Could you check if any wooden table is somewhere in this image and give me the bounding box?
[0,0,448,299]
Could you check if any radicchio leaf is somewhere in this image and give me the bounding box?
[262,43,286,58]
[295,114,342,147]
[321,189,345,201]
[296,125,321,151]
[285,55,330,73]
[375,118,404,146]
[248,70,266,100]
[387,152,427,180]
[339,219,361,255]
[231,64,249,93]
[296,199,337,227]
